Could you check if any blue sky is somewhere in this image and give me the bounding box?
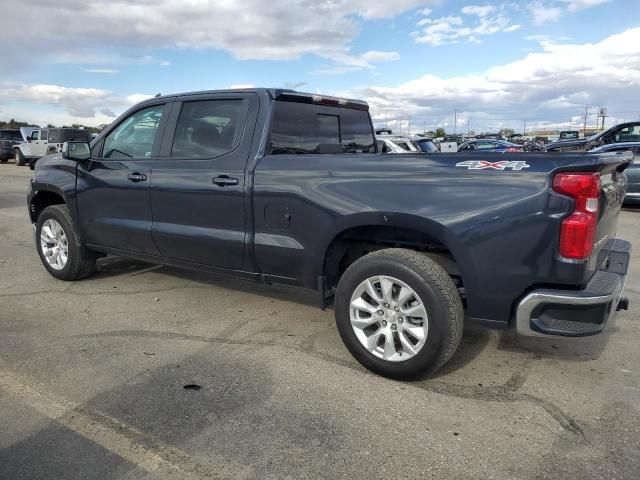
[2,0,640,133]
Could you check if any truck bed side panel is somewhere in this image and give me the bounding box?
[253,152,617,324]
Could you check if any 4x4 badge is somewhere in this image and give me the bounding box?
[456,160,530,171]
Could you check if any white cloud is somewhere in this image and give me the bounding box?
[125,94,154,105]
[528,1,612,26]
[360,51,401,63]
[313,49,400,75]
[228,84,255,89]
[461,5,496,17]
[414,5,518,46]
[560,0,613,12]
[529,2,563,24]
[0,84,153,119]
[0,0,436,73]
[360,28,640,131]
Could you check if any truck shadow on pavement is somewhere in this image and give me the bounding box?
[92,256,321,308]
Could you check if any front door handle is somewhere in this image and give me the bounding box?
[212,175,239,186]
[127,172,147,182]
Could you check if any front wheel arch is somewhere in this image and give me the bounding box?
[29,190,66,224]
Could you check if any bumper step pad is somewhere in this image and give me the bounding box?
[516,239,631,337]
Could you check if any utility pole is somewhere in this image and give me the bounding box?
[453,110,458,134]
[467,117,470,134]
[583,105,590,138]
[599,107,607,130]
[523,120,526,136]
[408,114,411,135]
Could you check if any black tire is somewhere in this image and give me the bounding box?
[0,157,8,163]
[15,149,25,166]
[335,248,464,379]
[35,205,96,280]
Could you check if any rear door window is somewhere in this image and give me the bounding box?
[268,101,375,154]
[615,125,640,143]
[171,99,245,159]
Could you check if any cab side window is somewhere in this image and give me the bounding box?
[615,125,640,143]
[171,99,245,159]
[103,105,165,159]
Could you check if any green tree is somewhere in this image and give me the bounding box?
[500,128,515,138]
[434,127,446,138]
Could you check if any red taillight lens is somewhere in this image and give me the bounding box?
[553,172,600,259]
[505,147,521,152]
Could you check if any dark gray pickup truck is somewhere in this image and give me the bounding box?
[27,88,632,378]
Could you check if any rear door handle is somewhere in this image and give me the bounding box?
[127,173,147,182]
[212,175,239,186]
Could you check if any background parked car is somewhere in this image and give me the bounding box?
[0,129,23,163]
[546,121,640,152]
[377,135,420,153]
[13,127,92,166]
[559,130,580,141]
[457,139,523,153]
[588,142,640,205]
[411,137,439,153]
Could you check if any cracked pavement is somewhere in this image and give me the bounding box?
[1,165,639,479]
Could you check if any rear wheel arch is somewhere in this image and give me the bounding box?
[320,217,470,296]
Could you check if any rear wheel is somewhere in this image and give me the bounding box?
[36,205,96,280]
[14,149,25,166]
[335,248,463,379]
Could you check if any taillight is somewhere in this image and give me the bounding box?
[505,147,521,152]
[552,172,600,259]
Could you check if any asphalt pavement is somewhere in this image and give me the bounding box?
[1,163,639,479]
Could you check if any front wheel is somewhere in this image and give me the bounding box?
[335,248,464,379]
[35,205,96,280]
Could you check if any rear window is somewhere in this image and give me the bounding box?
[0,130,22,141]
[268,101,375,154]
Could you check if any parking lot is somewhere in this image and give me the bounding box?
[1,163,639,479]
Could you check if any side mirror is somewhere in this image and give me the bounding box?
[62,141,91,161]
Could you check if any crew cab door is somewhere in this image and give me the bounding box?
[148,93,257,269]
[75,102,168,255]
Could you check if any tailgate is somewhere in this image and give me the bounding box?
[590,154,630,272]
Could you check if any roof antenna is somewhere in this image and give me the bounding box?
[154,93,161,97]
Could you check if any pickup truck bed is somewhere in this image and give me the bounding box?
[27,88,632,378]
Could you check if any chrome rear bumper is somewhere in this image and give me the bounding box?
[516,239,631,337]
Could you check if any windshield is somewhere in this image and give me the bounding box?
[0,130,22,141]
